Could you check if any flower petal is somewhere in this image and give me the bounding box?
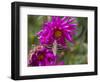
[65,32,73,42]
[67,18,76,23]
[69,24,77,27]
[61,16,68,23]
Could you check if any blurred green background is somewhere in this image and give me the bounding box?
[28,15,88,65]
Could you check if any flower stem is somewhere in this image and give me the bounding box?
[52,40,57,56]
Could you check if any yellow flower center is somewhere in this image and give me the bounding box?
[38,54,44,61]
[54,30,62,38]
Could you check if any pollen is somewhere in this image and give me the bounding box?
[38,54,44,61]
[54,30,62,38]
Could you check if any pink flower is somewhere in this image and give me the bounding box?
[37,16,77,48]
[28,45,64,66]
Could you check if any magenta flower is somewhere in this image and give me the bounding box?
[28,45,64,66]
[37,16,77,48]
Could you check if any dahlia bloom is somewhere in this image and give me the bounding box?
[29,45,64,66]
[37,16,77,48]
